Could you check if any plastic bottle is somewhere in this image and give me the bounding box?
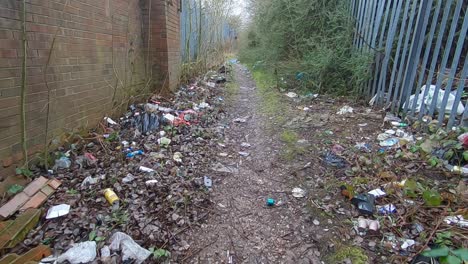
[391,121,408,127]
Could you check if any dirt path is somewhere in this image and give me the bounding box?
[181,64,323,263]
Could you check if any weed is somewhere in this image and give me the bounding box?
[66,188,78,195]
[326,245,368,264]
[110,209,129,227]
[149,247,171,260]
[7,184,24,195]
[15,167,33,178]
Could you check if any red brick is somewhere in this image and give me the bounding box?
[20,192,47,210]
[11,245,52,263]
[47,178,61,189]
[23,176,48,196]
[0,192,29,219]
[40,185,54,196]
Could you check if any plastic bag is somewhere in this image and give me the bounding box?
[404,85,465,115]
[109,232,151,264]
[57,241,96,264]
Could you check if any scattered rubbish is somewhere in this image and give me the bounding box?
[384,113,401,123]
[109,232,151,264]
[403,85,465,115]
[337,105,354,115]
[233,117,247,123]
[126,150,144,158]
[145,180,158,186]
[173,152,183,163]
[104,117,118,126]
[56,241,97,264]
[357,217,380,231]
[54,157,71,169]
[331,144,345,155]
[286,92,298,98]
[238,151,250,157]
[46,204,71,219]
[104,188,119,206]
[380,138,399,147]
[122,173,135,184]
[266,198,276,206]
[377,133,392,141]
[358,123,368,127]
[163,113,176,123]
[212,163,239,174]
[355,142,371,152]
[204,176,212,188]
[292,188,306,198]
[323,151,347,168]
[444,215,468,227]
[101,246,111,262]
[144,103,159,113]
[158,137,171,146]
[444,163,468,176]
[139,166,155,173]
[351,194,375,215]
[368,188,386,198]
[401,239,415,250]
[241,142,251,148]
[313,219,320,226]
[391,122,408,128]
[219,152,229,157]
[377,204,396,215]
[198,102,210,109]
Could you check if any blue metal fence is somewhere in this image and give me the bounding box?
[351,0,468,129]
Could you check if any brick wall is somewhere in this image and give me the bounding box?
[141,0,181,92]
[0,0,181,178]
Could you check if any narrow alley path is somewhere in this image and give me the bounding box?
[182,64,323,263]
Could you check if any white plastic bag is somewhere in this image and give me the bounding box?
[109,232,151,264]
[57,241,96,264]
[404,85,465,115]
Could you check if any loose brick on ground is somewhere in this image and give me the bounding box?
[0,192,29,219]
[23,176,48,196]
[20,192,48,211]
[11,244,52,263]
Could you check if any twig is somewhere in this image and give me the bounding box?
[416,215,445,255]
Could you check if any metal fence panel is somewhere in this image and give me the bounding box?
[351,0,468,128]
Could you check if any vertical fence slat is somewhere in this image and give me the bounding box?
[427,0,463,117]
[354,0,365,49]
[358,0,370,51]
[364,0,377,52]
[392,0,426,111]
[436,9,468,126]
[376,0,404,105]
[418,0,455,119]
[410,0,443,115]
[447,57,468,129]
[400,0,433,114]
[365,0,387,95]
[369,0,392,97]
[385,0,412,108]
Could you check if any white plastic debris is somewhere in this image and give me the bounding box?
[212,163,239,174]
[57,241,97,264]
[100,246,111,262]
[238,152,250,157]
[198,102,210,109]
[233,117,247,123]
[204,176,212,188]
[109,232,151,264]
[122,173,135,184]
[368,188,386,198]
[158,137,171,146]
[46,204,70,219]
[139,166,155,173]
[81,176,98,187]
[145,180,158,186]
[241,142,251,148]
[144,103,159,113]
[380,138,399,147]
[404,85,465,115]
[286,92,298,98]
[401,239,416,250]
[173,152,183,163]
[292,188,306,198]
[337,105,354,115]
[104,117,118,125]
[444,215,468,227]
[163,114,175,123]
[206,82,216,88]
